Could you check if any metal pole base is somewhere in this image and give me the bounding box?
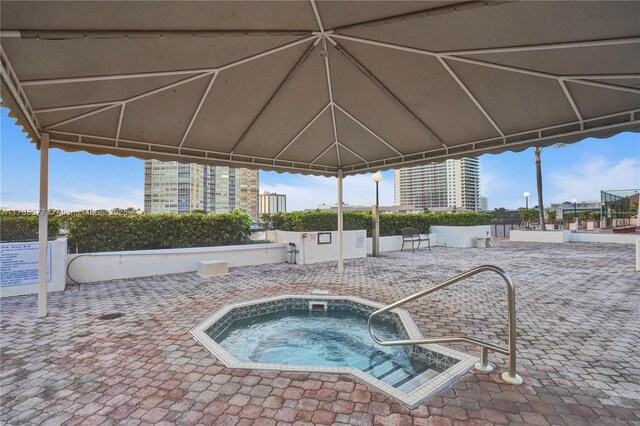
[501,372,523,385]
[473,362,494,373]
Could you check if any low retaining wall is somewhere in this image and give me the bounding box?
[430,225,492,248]
[510,230,571,243]
[511,230,638,245]
[570,233,639,244]
[1,238,68,298]
[367,235,404,254]
[66,243,288,284]
[267,230,367,265]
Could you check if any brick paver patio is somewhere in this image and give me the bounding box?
[1,241,639,425]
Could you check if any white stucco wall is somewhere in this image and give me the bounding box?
[269,225,491,259]
[511,230,637,245]
[267,230,367,265]
[430,225,492,248]
[569,232,639,244]
[366,235,404,254]
[1,238,67,298]
[66,243,287,284]
[510,230,571,243]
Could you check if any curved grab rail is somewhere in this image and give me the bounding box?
[368,265,522,384]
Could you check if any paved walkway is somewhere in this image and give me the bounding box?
[1,241,639,425]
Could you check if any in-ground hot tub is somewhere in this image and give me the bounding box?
[190,295,477,408]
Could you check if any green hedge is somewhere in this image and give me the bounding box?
[261,211,492,237]
[0,214,61,242]
[67,212,250,253]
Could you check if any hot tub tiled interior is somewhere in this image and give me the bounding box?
[190,295,477,408]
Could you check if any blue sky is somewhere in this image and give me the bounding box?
[1,108,638,212]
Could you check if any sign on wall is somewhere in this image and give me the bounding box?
[356,231,365,248]
[0,242,51,287]
[317,232,332,244]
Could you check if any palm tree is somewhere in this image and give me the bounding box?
[534,147,547,231]
[533,143,565,231]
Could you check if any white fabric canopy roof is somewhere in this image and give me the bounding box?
[1,1,639,176]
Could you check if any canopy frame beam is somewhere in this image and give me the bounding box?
[330,37,449,147]
[337,141,368,163]
[275,103,331,159]
[438,57,505,137]
[19,35,318,86]
[439,36,640,56]
[0,46,40,138]
[558,80,584,124]
[179,72,218,148]
[43,72,213,130]
[115,104,126,146]
[333,103,403,156]
[230,37,321,154]
[42,106,639,177]
[310,0,342,166]
[329,34,640,95]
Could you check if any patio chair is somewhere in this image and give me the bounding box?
[401,227,431,253]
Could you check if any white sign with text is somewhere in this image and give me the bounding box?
[0,242,51,286]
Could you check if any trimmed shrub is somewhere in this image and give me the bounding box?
[0,214,61,242]
[261,211,492,237]
[67,212,251,253]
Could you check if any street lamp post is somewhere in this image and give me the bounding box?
[572,198,578,230]
[523,192,530,210]
[372,172,382,257]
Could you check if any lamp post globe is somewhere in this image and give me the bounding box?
[372,172,382,206]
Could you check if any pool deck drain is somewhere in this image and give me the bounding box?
[1,241,639,425]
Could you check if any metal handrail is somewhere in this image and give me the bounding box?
[368,265,522,385]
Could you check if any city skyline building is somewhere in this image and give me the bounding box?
[259,192,287,214]
[480,196,489,212]
[144,160,259,222]
[394,158,481,212]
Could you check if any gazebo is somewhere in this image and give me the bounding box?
[1,1,639,316]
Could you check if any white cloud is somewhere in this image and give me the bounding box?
[1,187,143,212]
[261,173,394,211]
[548,155,640,203]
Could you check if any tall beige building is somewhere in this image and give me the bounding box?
[394,158,480,212]
[144,160,259,222]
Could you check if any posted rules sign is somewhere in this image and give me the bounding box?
[0,242,51,287]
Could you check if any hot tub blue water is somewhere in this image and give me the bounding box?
[212,309,445,393]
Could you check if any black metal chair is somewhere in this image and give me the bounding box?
[401,227,431,252]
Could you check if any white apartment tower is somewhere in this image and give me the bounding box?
[144,160,259,222]
[394,158,481,212]
[259,192,286,214]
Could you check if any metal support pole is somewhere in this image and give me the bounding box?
[38,133,49,318]
[372,204,380,257]
[474,347,494,373]
[337,170,344,273]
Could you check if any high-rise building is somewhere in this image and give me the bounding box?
[259,192,286,214]
[480,196,489,212]
[394,158,480,212]
[144,160,259,222]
